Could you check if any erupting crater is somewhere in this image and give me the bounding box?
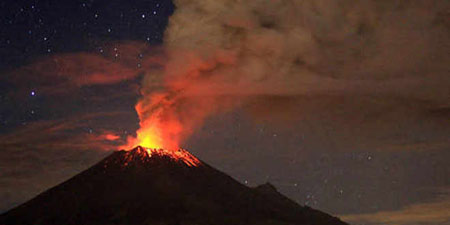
[122,146,201,167]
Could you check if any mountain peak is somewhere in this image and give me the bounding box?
[255,182,278,193]
[117,146,201,167]
[0,147,348,225]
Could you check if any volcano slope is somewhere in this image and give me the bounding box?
[0,146,348,225]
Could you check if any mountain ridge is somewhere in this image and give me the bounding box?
[0,146,348,225]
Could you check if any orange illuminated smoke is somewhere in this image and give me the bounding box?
[120,95,183,151]
[120,92,199,166]
[104,133,120,141]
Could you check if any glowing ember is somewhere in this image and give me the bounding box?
[123,146,200,167]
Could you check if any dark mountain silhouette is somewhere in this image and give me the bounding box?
[0,146,348,225]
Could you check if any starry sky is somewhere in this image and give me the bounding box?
[0,1,449,225]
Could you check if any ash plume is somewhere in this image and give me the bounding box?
[130,0,449,148]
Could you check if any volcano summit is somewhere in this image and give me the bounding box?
[0,146,348,225]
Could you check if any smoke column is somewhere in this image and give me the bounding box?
[124,0,449,149]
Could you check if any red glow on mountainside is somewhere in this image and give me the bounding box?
[122,146,200,167]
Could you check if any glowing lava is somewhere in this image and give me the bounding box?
[120,94,183,151]
[120,86,195,165]
[121,124,165,150]
[123,146,200,167]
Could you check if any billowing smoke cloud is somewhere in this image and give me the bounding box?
[131,0,449,148]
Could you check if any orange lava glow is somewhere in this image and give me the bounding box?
[119,93,200,166]
[124,146,200,167]
[120,124,165,150]
[120,97,182,151]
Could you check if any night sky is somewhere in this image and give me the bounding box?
[1,1,449,225]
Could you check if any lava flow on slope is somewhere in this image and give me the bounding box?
[121,146,201,167]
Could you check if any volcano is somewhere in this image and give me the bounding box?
[0,146,348,225]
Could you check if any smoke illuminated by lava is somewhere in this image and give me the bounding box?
[120,0,449,153]
[120,93,183,150]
